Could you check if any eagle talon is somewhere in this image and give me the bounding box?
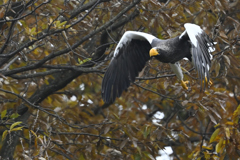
[181,80,189,90]
[208,80,213,86]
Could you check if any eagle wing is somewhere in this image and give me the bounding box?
[181,23,215,88]
[102,31,156,103]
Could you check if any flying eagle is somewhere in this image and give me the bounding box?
[102,23,215,103]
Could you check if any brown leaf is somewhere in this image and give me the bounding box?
[207,112,217,125]
[215,63,221,77]
[120,138,128,150]
[104,125,111,134]
[219,31,228,39]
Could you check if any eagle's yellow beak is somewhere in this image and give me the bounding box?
[149,48,159,57]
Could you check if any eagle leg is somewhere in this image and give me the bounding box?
[181,80,189,90]
[204,77,213,87]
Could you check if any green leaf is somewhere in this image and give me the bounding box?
[30,27,36,35]
[210,128,220,143]
[10,121,22,131]
[2,130,8,141]
[137,147,142,157]
[78,58,92,65]
[143,125,151,139]
[134,153,141,160]
[1,109,7,119]
[79,154,85,160]
[59,21,67,26]
[10,113,20,119]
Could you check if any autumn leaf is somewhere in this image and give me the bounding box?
[10,122,22,131]
[10,113,20,119]
[216,137,224,153]
[2,130,8,141]
[10,127,23,132]
[224,127,230,139]
[232,105,240,124]
[78,58,92,65]
[1,110,7,119]
[210,128,220,143]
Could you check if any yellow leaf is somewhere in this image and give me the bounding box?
[232,105,240,124]
[79,154,85,160]
[30,27,36,35]
[202,146,213,150]
[10,127,23,132]
[216,137,224,153]
[49,18,53,24]
[0,91,6,97]
[31,130,38,137]
[204,152,211,159]
[65,25,71,29]
[193,150,200,158]
[55,21,60,27]
[112,113,120,120]
[59,21,67,26]
[225,127,230,139]
[35,138,38,148]
[214,123,220,128]
[78,58,92,65]
[225,121,234,126]
[137,147,142,156]
[2,130,8,141]
[210,128,220,143]
[10,121,22,131]
[146,80,149,84]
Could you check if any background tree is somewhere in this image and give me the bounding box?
[0,0,239,159]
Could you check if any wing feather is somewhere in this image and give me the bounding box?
[102,31,155,103]
[184,23,215,88]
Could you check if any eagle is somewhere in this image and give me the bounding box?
[102,23,215,103]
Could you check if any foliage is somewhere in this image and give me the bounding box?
[0,0,239,159]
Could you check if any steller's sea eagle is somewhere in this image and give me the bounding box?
[102,23,215,103]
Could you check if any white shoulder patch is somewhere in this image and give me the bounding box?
[184,23,203,47]
[114,31,156,57]
[179,30,187,39]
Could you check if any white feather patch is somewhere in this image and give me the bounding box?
[179,30,187,39]
[113,31,156,57]
[184,23,203,47]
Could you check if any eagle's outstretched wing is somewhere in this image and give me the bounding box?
[102,31,157,103]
